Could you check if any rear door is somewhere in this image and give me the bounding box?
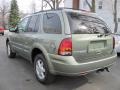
[41,12,63,54]
[17,14,41,59]
[66,12,113,63]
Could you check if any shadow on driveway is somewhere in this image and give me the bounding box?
[15,55,89,90]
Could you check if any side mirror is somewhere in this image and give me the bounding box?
[9,26,18,32]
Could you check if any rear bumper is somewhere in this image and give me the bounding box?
[50,54,117,76]
[115,44,120,53]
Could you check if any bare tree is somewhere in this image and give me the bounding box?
[31,1,36,13]
[113,0,118,33]
[85,0,96,12]
[0,0,9,29]
[56,0,63,9]
[42,0,63,10]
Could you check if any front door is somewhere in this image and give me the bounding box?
[13,17,30,56]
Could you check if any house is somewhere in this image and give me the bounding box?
[64,0,120,33]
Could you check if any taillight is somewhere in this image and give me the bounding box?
[113,37,115,49]
[58,38,72,56]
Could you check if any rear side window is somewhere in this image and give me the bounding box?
[43,13,62,34]
[67,12,110,34]
[27,15,38,32]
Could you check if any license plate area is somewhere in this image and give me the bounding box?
[88,40,106,52]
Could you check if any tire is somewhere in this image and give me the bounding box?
[6,42,16,58]
[34,54,55,84]
[2,33,4,35]
[117,53,120,56]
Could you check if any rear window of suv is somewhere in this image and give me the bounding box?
[66,12,111,34]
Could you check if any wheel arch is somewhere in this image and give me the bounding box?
[31,43,55,74]
[6,38,9,45]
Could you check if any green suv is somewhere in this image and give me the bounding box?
[6,9,117,84]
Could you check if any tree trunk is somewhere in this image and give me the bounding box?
[53,0,55,9]
[1,13,6,29]
[86,0,95,12]
[91,0,95,12]
[114,0,118,33]
[56,0,58,9]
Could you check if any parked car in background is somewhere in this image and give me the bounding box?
[4,30,9,36]
[6,9,117,84]
[0,27,5,35]
[114,33,120,55]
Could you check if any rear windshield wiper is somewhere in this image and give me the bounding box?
[97,33,112,37]
[105,33,112,36]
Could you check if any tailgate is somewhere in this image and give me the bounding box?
[72,34,113,63]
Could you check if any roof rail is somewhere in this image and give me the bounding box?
[61,7,91,12]
[33,7,91,14]
[33,8,61,14]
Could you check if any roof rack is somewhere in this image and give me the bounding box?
[33,7,90,14]
[65,7,91,12]
[33,8,61,14]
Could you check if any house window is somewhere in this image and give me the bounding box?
[98,1,103,9]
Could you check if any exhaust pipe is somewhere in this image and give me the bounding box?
[105,67,110,72]
[96,67,110,73]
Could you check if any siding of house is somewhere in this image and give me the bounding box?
[64,0,73,8]
[95,0,114,31]
[117,1,120,33]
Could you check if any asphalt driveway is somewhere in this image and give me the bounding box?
[0,35,120,90]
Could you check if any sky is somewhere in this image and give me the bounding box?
[0,0,64,13]
[17,0,42,13]
[18,0,64,13]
